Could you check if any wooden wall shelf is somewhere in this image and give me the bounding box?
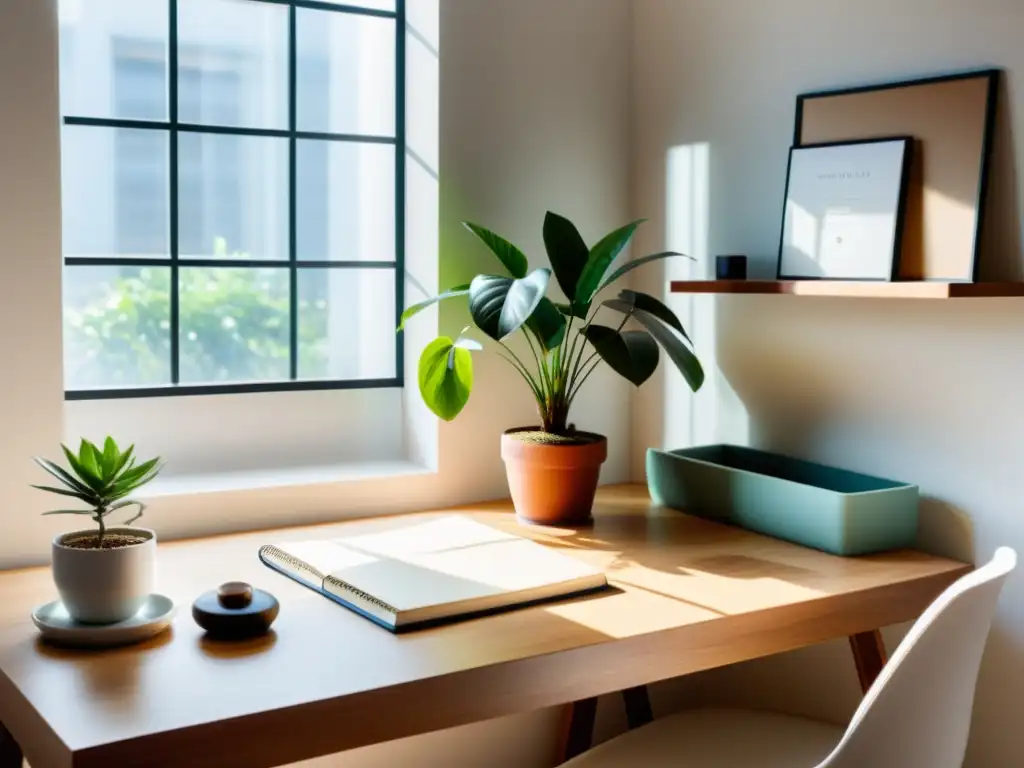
[669,280,1024,299]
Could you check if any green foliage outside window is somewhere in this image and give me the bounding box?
[64,239,331,388]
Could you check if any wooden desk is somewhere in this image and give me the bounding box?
[0,485,969,768]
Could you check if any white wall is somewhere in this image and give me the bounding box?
[0,0,67,569]
[630,2,1024,766]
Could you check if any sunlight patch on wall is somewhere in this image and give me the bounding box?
[922,187,975,257]
[664,142,749,449]
[403,0,441,469]
[789,200,819,261]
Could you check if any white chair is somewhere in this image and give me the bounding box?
[565,547,1016,768]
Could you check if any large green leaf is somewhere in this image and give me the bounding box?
[111,444,135,479]
[469,269,551,341]
[31,485,94,502]
[111,457,161,494]
[62,444,103,491]
[526,297,567,352]
[116,456,159,483]
[575,219,645,307]
[595,251,688,294]
[111,468,161,499]
[418,336,474,421]
[79,439,102,481]
[101,437,119,481]
[463,223,528,278]
[108,481,157,503]
[33,457,93,496]
[604,289,691,344]
[397,284,471,331]
[543,212,590,306]
[632,309,704,392]
[583,326,660,387]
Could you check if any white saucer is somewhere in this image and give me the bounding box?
[32,594,176,648]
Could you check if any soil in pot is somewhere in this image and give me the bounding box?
[501,428,608,526]
[60,533,147,550]
[507,430,603,447]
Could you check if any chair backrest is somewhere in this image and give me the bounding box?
[818,547,1015,768]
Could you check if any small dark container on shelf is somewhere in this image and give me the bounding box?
[192,582,279,640]
[715,255,747,280]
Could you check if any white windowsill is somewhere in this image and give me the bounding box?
[144,460,435,498]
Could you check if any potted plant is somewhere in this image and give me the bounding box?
[400,212,703,525]
[33,438,163,624]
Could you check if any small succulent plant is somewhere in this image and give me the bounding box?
[32,438,162,548]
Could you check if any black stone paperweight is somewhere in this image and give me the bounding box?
[192,582,279,640]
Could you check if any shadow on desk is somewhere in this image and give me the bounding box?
[33,628,175,702]
[199,630,278,659]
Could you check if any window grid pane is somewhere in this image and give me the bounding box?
[59,0,404,397]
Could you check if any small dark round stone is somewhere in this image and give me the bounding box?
[192,585,279,640]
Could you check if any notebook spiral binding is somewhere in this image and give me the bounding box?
[323,576,399,616]
[259,545,398,617]
[259,545,324,584]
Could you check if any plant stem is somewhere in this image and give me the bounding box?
[498,353,542,402]
[94,508,107,548]
[526,329,562,431]
[567,309,632,397]
[566,305,602,394]
[498,343,544,403]
[498,342,535,384]
[557,312,575,384]
[568,308,592,375]
[522,327,550,398]
[573,350,601,383]
[564,320,587,397]
[569,358,602,403]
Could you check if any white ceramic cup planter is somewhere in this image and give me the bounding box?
[51,528,156,624]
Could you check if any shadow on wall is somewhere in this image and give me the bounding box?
[916,497,975,564]
[965,622,1024,765]
[979,73,1022,281]
[641,141,754,458]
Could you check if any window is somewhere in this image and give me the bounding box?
[58,0,405,399]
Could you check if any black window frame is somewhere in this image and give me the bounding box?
[62,0,406,401]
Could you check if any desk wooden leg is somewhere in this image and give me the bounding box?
[849,629,887,694]
[621,686,653,729]
[555,697,597,765]
[0,720,22,768]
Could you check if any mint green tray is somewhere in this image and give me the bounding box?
[646,444,918,556]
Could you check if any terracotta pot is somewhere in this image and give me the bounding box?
[501,428,608,526]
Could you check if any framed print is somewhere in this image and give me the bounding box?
[778,137,913,281]
[795,70,1000,281]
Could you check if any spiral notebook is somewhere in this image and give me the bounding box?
[259,516,608,632]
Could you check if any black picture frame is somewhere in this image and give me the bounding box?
[776,136,914,282]
[792,69,1000,283]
